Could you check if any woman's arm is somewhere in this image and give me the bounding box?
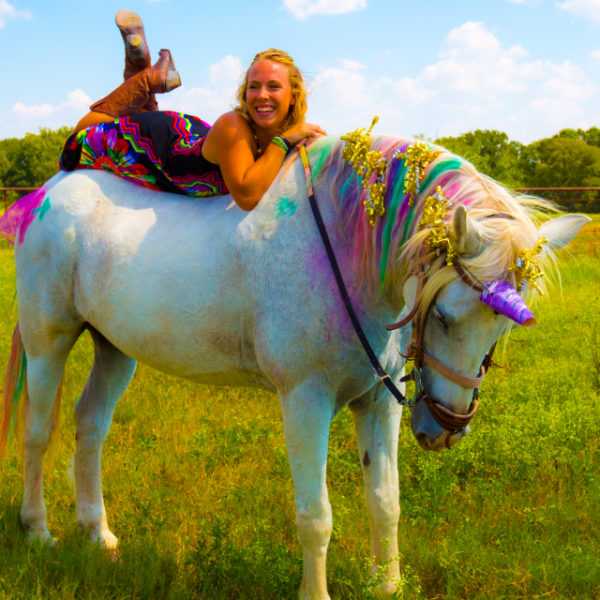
[203,111,325,210]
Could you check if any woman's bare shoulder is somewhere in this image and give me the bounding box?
[211,111,253,136]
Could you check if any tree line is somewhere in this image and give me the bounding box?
[1,125,599,211]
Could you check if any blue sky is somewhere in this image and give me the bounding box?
[1,0,599,143]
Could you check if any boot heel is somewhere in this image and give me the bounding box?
[166,70,181,92]
[125,33,148,62]
[158,49,181,92]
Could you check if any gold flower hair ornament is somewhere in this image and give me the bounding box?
[417,186,456,265]
[341,116,389,225]
[508,237,547,295]
[396,141,441,207]
[340,119,443,225]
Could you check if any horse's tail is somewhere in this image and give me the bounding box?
[0,323,63,471]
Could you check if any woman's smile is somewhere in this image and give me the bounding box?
[246,60,295,132]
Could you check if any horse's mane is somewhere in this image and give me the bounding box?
[303,134,559,313]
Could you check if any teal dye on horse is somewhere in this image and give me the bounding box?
[32,197,51,221]
[275,197,297,218]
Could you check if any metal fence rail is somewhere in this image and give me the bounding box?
[515,187,600,205]
[1,187,39,212]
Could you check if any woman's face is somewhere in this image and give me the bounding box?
[246,60,296,131]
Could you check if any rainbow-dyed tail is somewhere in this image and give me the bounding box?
[0,323,63,468]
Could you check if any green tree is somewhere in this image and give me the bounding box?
[529,137,600,189]
[555,126,600,148]
[0,126,71,205]
[435,129,525,187]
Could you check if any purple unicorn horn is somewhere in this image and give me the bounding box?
[480,280,536,328]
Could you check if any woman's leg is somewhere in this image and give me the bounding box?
[71,50,180,135]
[115,9,158,112]
[71,112,117,136]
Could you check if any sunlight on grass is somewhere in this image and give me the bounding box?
[0,222,598,598]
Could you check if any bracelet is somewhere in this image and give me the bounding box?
[271,135,291,154]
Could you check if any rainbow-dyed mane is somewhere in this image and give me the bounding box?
[304,135,557,311]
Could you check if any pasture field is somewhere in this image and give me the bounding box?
[0,217,599,600]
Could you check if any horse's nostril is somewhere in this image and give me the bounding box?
[415,431,430,447]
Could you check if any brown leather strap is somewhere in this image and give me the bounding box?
[422,395,480,432]
[387,268,427,331]
[453,262,484,293]
[387,253,438,331]
[422,353,486,388]
[387,302,418,331]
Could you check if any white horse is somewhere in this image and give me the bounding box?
[0,135,589,600]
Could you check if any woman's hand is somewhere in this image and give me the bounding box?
[283,122,327,147]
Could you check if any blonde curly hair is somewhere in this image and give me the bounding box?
[234,49,309,132]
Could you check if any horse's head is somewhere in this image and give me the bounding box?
[314,133,590,451]
[403,207,590,451]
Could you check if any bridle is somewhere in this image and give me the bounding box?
[298,147,497,450]
[387,254,497,449]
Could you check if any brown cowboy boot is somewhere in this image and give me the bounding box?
[90,50,181,118]
[115,9,158,112]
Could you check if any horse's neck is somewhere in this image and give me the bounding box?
[312,166,405,324]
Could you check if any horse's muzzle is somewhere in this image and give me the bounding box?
[410,394,471,451]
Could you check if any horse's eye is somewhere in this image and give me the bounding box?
[434,306,449,330]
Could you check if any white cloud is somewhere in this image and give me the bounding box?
[557,0,600,24]
[341,59,366,71]
[159,56,244,124]
[9,89,91,134]
[536,60,595,100]
[591,48,600,60]
[209,55,244,84]
[283,0,366,20]
[0,0,31,28]
[307,64,403,134]
[395,21,546,108]
[372,21,597,142]
[507,0,527,3]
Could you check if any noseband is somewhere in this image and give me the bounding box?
[387,255,497,448]
[299,147,495,450]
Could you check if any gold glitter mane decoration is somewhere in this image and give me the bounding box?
[340,119,443,225]
[397,141,441,207]
[340,117,388,225]
[508,237,547,295]
[417,186,456,265]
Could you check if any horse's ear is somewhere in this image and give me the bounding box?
[451,205,483,255]
[537,214,591,252]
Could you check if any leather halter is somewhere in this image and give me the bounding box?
[387,254,496,449]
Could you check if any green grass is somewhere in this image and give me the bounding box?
[0,222,599,599]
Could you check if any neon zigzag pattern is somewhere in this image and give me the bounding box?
[170,172,226,196]
[116,113,227,196]
[170,112,207,157]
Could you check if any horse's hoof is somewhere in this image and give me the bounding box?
[90,529,119,551]
[25,529,56,547]
[374,578,400,600]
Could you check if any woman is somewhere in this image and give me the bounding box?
[61,10,326,210]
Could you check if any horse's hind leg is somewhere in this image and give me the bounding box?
[349,387,402,599]
[73,328,136,549]
[21,332,80,544]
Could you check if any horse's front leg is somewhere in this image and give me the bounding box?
[281,383,334,600]
[349,386,402,599]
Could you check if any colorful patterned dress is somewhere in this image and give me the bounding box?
[60,111,229,197]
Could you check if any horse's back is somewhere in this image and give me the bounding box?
[15,171,275,385]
